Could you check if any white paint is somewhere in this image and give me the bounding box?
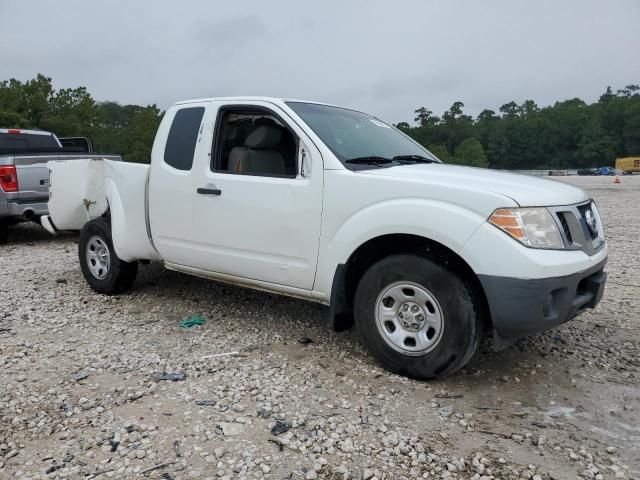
[460,222,608,278]
[185,100,323,290]
[47,159,108,230]
[363,163,589,207]
[103,161,161,262]
[45,96,606,306]
[147,102,204,266]
[45,158,160,261]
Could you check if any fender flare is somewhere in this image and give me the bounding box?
[104,177,133,261]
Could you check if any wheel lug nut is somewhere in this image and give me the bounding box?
[403,305,409,311]
[412,323,419,329]
[411,305,419,312]
[398,312,403,318]
[417,315,424,321]
[403,322,409,328]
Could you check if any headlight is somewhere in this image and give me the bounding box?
[489,207,564,249]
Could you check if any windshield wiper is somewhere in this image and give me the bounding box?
[345,156,394,165]
[345,155,437,168]
[392,155,437,164]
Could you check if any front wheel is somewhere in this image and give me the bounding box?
[354,254,480,379]
[78,218,138,294]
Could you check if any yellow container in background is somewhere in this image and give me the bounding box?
[616,157,640,173]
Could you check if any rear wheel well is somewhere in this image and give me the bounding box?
[330,234,490,332]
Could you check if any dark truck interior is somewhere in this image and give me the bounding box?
[215,110,298,177]
[58,136,93,153]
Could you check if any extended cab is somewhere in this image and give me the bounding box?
[0,128,119,243]
[42,98,608,379]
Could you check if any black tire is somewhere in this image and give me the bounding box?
[78,217,138,294]
[354,254,480,379]
[0,220,8,244]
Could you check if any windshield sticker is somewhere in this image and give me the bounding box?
[370,119,391,128]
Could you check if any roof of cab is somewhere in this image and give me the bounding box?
[173,96,343,109]
[0,128,55,136]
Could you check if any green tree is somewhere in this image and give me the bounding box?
[452,137,488,168]
[621,94,640,154]
[0,74,164,163]
[414,107,440,127]
[398,85,640,170]
[427,144,452,163]
[124,105,163,163]
[41,86,96,136]
[576,118,615,167]
[0,75,53,127]
[440,101,474,153]
[499,101,520,118]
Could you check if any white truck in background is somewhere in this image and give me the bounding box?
[42,97,608,379]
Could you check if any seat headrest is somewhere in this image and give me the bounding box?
[245,125,281,149]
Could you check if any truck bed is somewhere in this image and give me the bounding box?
[47,158,161,262]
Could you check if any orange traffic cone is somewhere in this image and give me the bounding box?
[614,176,621,184]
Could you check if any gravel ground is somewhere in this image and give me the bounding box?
[1,175,639,480]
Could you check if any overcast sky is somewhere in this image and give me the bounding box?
[1,0,638,124]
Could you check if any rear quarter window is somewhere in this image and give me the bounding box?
[164,107,205,171]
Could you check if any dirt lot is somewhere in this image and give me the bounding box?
[1,175,639,480]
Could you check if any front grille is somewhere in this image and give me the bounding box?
[549,201,604,256]
[557,213,573,244]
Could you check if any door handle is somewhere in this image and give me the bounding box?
[197,187,222,196]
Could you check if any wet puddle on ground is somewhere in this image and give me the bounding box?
[532,395,640,450]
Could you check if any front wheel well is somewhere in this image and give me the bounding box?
[329,234,490,332]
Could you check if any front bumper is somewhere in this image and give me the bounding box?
[479,258,607,343]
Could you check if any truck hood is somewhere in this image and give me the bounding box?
[362,163,589,207]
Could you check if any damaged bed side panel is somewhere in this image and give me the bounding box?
[47,159,109,230]
[47,158,160,262]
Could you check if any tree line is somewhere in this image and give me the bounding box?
[397,85,640,169]
[1,74,638,168]
[0,74,162,163]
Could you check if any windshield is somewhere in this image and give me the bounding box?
[286,102,439,169]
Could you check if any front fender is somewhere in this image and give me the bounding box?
[314,198,488,298]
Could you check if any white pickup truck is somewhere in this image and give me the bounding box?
[42,97,608,379]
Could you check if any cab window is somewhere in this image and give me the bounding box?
[164,107,204,171]
[212,107,298,178]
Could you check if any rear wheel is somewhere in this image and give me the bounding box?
[78,218,138,294]
[354,254,480,379]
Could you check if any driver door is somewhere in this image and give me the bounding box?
[190,101,323,290]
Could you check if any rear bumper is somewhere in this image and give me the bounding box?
[479,258,607,342]
[0,199,48,220]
